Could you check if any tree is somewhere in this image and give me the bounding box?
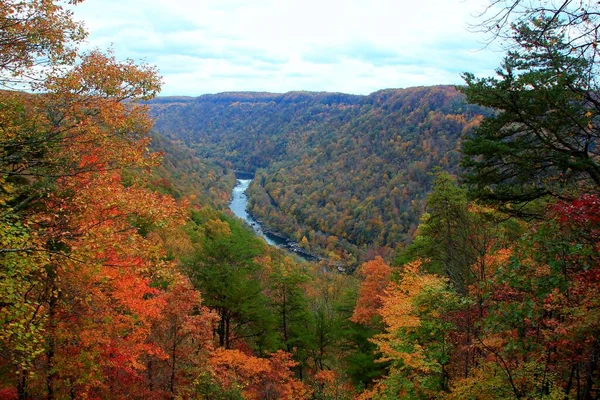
[208,349,310,400]
[186,216,276,351]
[0,0,86,89]
[264,253,314,362]
[453,196,600,399]
[145,276,216,399]
[454,6,600,394]
[344,257,391,388]
[476,0,600,66]
[461,8,600,214]
[397,172,507,297]
[0,1,189,398]
[366,260,460,399]
[419,173,475,292]
[351,256,391,327]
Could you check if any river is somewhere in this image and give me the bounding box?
[229,179,280,246]
[229,179,319,262]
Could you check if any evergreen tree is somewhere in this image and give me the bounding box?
[266,254,315,368]
[460,18,600,215]
[186,215,277,351]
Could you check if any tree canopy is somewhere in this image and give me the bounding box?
[461,15,600,214]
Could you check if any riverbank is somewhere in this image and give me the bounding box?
[229,178,321,262]
[258,227,321,262]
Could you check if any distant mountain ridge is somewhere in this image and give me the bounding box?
[148,86,488,264]
[148,90,365,172]
[151,90,362,104]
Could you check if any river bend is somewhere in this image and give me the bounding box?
[228,179,319,262]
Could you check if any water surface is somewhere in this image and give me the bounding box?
[229,179,278,246]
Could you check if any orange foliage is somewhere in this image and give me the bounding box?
[313,369,356,399]
[0,4,198,395]
[351,256,392,326]
[146,276,218,398]
[209,349,311,400]
[33,167,190,397]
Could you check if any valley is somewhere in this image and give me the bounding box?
[149,86,488,265]
[3,0,599,397]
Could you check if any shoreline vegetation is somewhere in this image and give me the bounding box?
[229,177,322,263]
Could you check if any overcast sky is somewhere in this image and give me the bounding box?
[73,0,503,96]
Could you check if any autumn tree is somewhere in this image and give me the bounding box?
[0,5,90,370]
[448,1,600,396]
[475,195,598,399]
[343,257,391,388]
[0,1,204,399]
[351,256,391,327]
[145,276,217,399]
[0,0,86,88]
[206,348,310,399]
[311,369,356,400]
[365,260,460,399]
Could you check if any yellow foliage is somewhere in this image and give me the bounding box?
[205,218,232,238]
[371,259,453,379]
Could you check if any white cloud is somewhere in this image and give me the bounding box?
[73,0,503,95]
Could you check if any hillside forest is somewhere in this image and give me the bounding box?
[149,87,488,266]
[1,1,599,399]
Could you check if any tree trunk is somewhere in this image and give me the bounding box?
[225,316,231,349]
[46,281,57,400]
[169,320,178,399]
[17,367,28,400]
[282,288,289,351]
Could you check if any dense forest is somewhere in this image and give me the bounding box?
[149,133,236,207]
[1,0,599,399]
[150,87,487,264]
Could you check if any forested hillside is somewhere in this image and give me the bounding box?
[150,87,487,263]
[0,2,384,398]
[149,91,363,172]
[149,134,235,207]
